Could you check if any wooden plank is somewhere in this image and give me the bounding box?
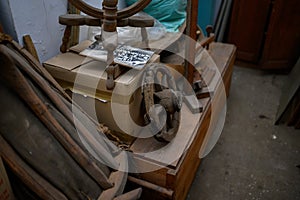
[130,104,202,168]
[127,176,173,199]
[0,45,114,189]
[0,157,14,200]
[209,43,236,75]
[196,43,236,98]
[169,46,235,200]
[0,135,68,200]
[113,188,142,200]
[275,57,300,124]
[98,152,128,200]
[286,91,300,126]
[168,104,212,200]
[295,118,300,129]
[185,0,199,83]
[23,35,40,62]
[223,45,236,96]
[128,153,174,191]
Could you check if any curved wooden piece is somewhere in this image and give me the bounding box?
[142,64,182,142]
[59,14,154,27]
[68,0,104,18]
[67,0,151,20]
[117,0,151,19]
[98,152,128,200]
[59,14,86,26]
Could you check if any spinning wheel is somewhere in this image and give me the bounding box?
[61,1,184,143]
[68,0,151,19]
[142,64,182,142]
[60,0,154,89]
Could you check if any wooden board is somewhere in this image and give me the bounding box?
[0,157,14,200]
[130,102,205,168]
[275,57,300,124]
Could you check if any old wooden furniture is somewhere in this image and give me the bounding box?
[227,0,300,71]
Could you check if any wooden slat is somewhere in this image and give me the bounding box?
[286,92,300,126]
[128,176,173,199]
[113,188,142,200]
[275,58,300,124]
[185,0,199,83]
[130,156,169,188]
[167,103,212,200]
[295,118,300,129]
[98,152,128,200]
[23,35,40,62]
[0,44,113,189]
[0,135,68,200]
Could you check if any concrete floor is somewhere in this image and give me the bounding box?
[187,66,300,200]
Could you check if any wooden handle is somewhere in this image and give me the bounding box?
[23,35,40,62]
[128,15,154,27]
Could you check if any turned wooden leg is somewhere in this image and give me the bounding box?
[60,25,72,53]
[141,27,149,50]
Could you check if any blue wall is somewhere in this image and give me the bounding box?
[197,0,222,36]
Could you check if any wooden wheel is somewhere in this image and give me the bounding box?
[142,63,182,142]
[67,0,151,19]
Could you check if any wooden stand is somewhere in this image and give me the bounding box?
[126,42,236,200]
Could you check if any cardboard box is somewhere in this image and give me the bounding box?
[43,42,160,141]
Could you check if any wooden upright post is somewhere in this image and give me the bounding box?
[185,0,199,84]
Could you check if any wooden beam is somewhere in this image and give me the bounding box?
[185,0,199,84]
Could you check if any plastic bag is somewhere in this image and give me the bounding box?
[125,0,187,32]
[87,12,167,44]
[117,12,167,44]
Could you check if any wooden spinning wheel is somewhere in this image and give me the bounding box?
[60,0,154,90]
[142,63,182,142]
[68,0,151,19]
